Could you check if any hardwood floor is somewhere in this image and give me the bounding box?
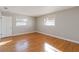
[0,32,79,52]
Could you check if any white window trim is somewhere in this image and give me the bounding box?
[16,18,27,26]
[44,16,55,26]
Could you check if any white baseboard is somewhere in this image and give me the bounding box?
[37,31,79,44]
[1,31,79,44]
[12,31,35,36]
[0,32,35,39]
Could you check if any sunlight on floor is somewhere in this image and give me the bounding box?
[0,40,13,46]
[44,43,61,52]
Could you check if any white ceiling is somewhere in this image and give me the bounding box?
[0,6,74,17]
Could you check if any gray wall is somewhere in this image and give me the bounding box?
[36,7,79,42]
[1,11,35,36]
[12,16,35,36]
[0,7,79,43]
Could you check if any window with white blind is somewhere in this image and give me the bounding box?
[16,18,27,26]
[44,17,55,26]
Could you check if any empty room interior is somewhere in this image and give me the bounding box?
[0,6,79,52]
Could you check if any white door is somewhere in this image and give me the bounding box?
[1,16,12,38]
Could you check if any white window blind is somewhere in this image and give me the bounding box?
[44,16,55,26]
[16,18,27,26]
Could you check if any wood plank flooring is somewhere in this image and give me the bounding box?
[0,32,79,52]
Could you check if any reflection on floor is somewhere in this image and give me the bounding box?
[0,32,79,52]
[15,40,28,52]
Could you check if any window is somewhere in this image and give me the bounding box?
[16,18,27,26]
[44,17,55,26]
